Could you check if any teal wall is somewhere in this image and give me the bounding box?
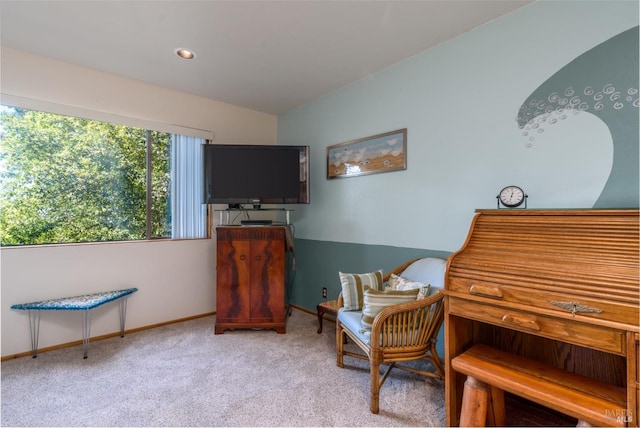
[278,1,639,313]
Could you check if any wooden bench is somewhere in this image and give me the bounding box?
[451,344,628,427]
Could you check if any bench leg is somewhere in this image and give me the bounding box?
[487,386,505,427]
[460,375,489,427]
[82,311,91,359]
[119,298,129,337]
[28,310,41,358]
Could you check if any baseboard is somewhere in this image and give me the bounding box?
[289,303,315,316]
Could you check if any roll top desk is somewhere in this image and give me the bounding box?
[443,209,639,426]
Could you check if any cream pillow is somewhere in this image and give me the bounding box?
[339,270,384,311]
[386,273,431,300]
[360,286,420,331]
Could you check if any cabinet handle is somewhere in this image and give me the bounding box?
[469,284,503,298]
[501,314,541,331]
[239,255,246,261]
[255,255,262,261]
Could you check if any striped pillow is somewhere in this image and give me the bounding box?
[360,286,420,331]
[339,270,384,311]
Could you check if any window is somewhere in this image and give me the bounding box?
[0,105,207,246]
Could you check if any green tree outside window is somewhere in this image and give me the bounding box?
[0,106,172,246]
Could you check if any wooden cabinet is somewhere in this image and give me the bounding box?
[215,226,287,334]
[444,209,639,426]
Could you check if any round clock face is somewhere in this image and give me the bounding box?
[499,186,525,208]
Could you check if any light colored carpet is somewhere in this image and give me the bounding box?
[1,308,445,427]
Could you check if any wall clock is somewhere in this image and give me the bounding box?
[497,185,527,209]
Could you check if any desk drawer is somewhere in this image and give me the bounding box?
[448,277,638,328]
[448,297,625,355]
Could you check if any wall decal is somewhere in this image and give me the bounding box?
[519,84,638,146]
[516,26,639,208]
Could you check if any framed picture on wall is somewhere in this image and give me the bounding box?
[326,128,407,179]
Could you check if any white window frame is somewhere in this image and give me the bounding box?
[1,94,214,245]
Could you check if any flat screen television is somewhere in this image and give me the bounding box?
[203,144,309,205]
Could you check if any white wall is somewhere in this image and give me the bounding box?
[2,240,214,355]
[1,48,278,357]
[1,48,277,145]
[278,1,639,253]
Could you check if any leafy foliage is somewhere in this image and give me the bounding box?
[0,107,171,246]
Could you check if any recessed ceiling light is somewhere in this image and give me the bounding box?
[175,48,196,60]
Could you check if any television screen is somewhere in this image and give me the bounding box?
[203,144,309,205]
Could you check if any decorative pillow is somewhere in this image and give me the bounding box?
[339,270,384,311]
[386,274,432,300]
[360,286,420,331]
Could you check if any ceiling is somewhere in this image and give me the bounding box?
[0,1,533,116]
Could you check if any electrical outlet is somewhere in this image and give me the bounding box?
[322,287,327,298]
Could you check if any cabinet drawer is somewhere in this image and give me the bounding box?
[448,296,625,355]
[217,226,285,242]
[448,277,638,328]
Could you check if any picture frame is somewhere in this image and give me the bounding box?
[326,128,407,179]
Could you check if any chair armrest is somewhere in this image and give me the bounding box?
[337,292,344,308]
[369,290,445,350]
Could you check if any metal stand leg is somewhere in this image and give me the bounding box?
[82,310,91,359]
[119,298,128,337]
[28,310,41,358]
